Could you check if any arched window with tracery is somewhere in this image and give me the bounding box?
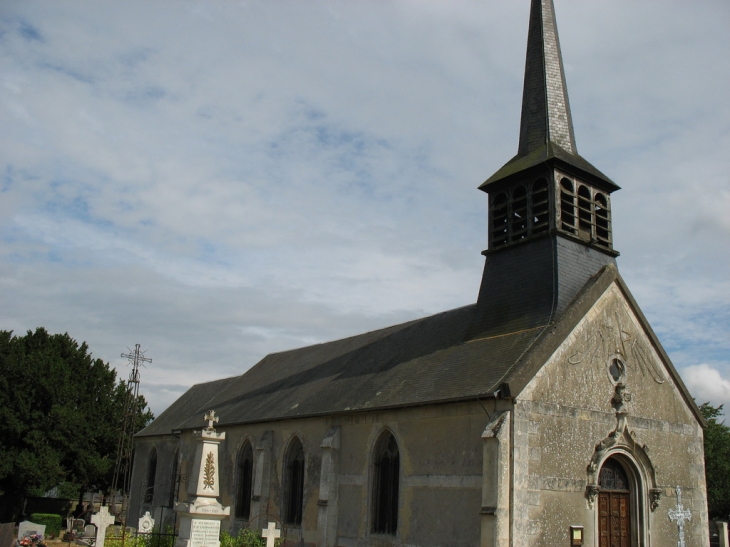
[283,437,305,526]
[144,447,157,503]
[371,432,399,535]
[236,441,254,520]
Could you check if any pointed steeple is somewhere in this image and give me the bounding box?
[468,0,622,340]
[518,0,576,156]
[480,0,617,191]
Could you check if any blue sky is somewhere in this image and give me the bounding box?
[1,0,729,417]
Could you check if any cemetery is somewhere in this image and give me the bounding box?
[0,411,282,547]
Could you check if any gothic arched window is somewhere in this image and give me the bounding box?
[371,432,399,535]
[599,458,630,492]
[145,447,157,503]
[236,441,254,520]
[283,437,305,526]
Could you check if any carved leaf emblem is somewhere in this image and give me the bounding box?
[203,451,215,489]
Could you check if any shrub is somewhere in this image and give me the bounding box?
[29,514,62,539]
[104,526,175,547]
[220,529,281,547]
[105,535,146,547]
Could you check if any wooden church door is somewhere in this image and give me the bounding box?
[597,458,632,547]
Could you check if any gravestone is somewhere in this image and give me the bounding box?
[77,524,97,546]
[719,521,729,547]
[91,507,115,547]
[138,512,155,534]
[18,521,46,540]
[261,523,280,547]
[0,523,15,547]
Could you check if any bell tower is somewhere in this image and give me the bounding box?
[470,0,620,338]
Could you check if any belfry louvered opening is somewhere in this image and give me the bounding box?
[558,176,612,248]
[489,177,550,249]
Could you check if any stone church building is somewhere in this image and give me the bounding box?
[129,1,709,545]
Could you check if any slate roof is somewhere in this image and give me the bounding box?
[138,301,545,436]
[137,263,704,437]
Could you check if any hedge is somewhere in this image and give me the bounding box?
[29,513,62,538]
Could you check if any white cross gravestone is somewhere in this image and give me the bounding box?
[261,522,280,547]
[668,486,692,547]
[91,506,115,547]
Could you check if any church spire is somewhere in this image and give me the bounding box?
[480,0,617,192]
[518,0,576,156]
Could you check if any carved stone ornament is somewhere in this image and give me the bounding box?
[585,417,660,510]
[138,512,154,534]
[585,484,600,509]
[202,451,215,490]
[566,302,666,385]
[650,488,662,512]
[612,383,632,412]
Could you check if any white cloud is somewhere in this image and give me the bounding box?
[681,364,730,415]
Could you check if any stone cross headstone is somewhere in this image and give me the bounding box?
[91,506,115,547]
[18,521,46,540]
[668,486,692,547]
[138,512,155,534]
[261,522,280,547]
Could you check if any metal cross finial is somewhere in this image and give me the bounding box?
[204,410,219,430]
[668,486,692,547]
[261,522,281,547]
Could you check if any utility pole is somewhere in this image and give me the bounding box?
[111,344,152,521]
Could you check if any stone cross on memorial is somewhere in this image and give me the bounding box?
[91,507,115,547]
[204,410,219,431]
[261,522,280,547]
[668,486,691,547]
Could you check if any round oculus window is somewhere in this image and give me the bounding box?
[607,356,626,384]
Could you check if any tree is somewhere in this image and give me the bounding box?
[0,328,153,521]
[700,402,730,520]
